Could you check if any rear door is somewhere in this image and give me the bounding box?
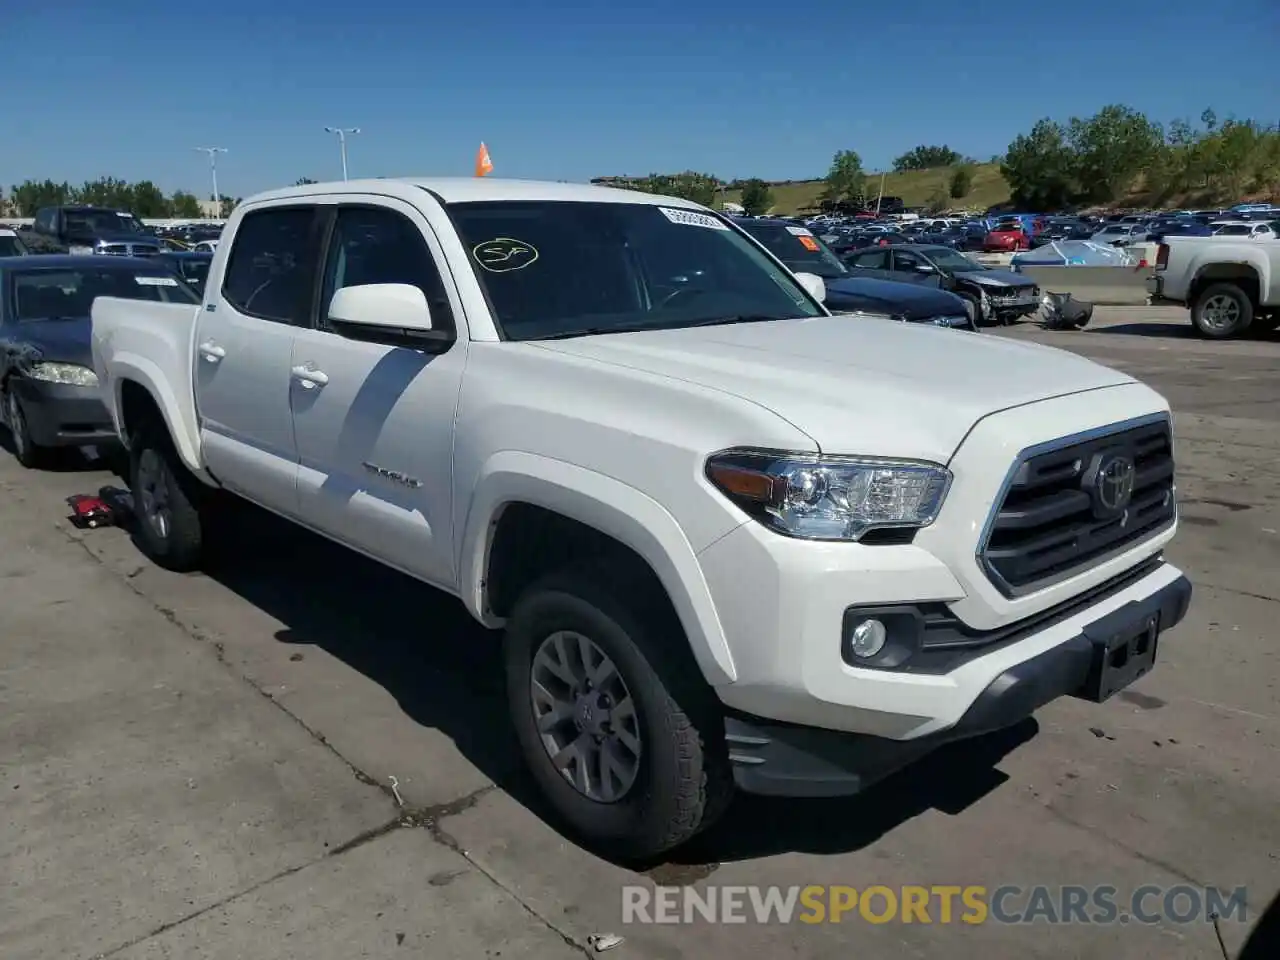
[194,204,323,517]
[845,248,896,281]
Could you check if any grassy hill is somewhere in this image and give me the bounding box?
[720,162,1012,215]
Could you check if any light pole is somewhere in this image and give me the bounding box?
[324,126,361,181]
[194,147,227,214]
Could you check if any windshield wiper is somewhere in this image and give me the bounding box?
[678,314,791,328]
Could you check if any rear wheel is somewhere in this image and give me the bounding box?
[129,420,206,571]
[1191,283,1253,339]
[504,566,732,859]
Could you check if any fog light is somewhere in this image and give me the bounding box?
[850,619,887,658]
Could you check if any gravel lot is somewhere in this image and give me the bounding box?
[3,306,1277,959]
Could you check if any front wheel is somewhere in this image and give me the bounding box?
[1191,283,1253,339]
[129,421,206,571]
[4,385,46,469]
[504,567,732,859]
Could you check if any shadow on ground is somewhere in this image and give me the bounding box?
[1083,322,1280,341]
[200,504,1041,868]
[0,429,125,474]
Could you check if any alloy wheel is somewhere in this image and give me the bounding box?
[136,448,173,542]
[1200,294,1240,332]
[529,630,642,803]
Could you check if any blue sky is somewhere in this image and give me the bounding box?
[6,0,1278,198]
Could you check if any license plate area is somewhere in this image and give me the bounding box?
[1077,611,1160,702]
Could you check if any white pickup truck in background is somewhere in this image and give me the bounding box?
[1150,236,1280,338]
[91,178,1191,859]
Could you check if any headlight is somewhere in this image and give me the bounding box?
[28,363,99,387]
[705,449,951,541]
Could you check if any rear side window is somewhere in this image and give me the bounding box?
[850,250,889,269]
[222,207,317,324]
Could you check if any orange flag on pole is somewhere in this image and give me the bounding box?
[475,142,493,177]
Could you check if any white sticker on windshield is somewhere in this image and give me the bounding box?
[658,207,728,230]
[135,276,179,286]
[786,226,813,236]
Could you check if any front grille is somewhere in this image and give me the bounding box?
[100,244,129,255]
[979,417,1176,596]
[130,245,159,257]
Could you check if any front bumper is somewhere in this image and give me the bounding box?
[12,379,116,447]
[726,570,1191,796]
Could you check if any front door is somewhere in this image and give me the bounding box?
[290,200,467,589]
[195,204,322,517]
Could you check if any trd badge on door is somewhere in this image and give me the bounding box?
[362,461,423,489]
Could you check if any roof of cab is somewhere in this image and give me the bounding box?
[242,177,705,209]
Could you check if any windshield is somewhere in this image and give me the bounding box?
[0,235,28,257]
[64,210,144,235]
[447,201,824,340]
[1215,225,1250,235]
[736,222,850,280]
[13,267,199,320]
[993,222,1021,233]
[918,247,983,272]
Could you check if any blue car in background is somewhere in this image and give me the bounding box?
[734,218,975,329]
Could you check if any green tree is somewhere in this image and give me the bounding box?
[1001,119,1079,211]
[10,179,75,216]
[626,171,721,207]
[218,196,241,218]
[739,178,773,215]
[76,177,135,209]
[949,165,973,199]
[169,191,203,219]
[893,145,962,172]
[1067,105,1164,203]
[130,180,170,218]
[822,150,865,204]
[295,177,318,185]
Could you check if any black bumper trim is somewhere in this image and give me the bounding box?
[726,572,1192,798]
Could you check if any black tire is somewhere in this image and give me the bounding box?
[128,419,206,572]
[504,565,732,860]
[4,382,47,469]
[958,291,985,327]
[1191,283,1254,340]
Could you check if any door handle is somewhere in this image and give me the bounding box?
[291,364,329,389]
[199,340,226,362]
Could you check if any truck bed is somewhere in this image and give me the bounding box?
[90,297,206,474]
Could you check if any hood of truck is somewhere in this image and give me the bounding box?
[529,315,1133,462]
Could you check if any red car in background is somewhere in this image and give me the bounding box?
[983,222,1030,251]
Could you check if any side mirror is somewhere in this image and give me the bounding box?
[794,271,826,304]
[327,283,451,350]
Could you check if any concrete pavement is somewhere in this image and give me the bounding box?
[2,309,1279,958]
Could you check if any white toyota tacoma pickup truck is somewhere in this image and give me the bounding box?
[91,178,1191,858]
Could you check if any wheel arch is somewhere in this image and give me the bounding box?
[1189,263,1262,307]
[109,363,209,480]
[458,451,737,686]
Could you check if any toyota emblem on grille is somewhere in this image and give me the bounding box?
[1093,453,1136,514]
